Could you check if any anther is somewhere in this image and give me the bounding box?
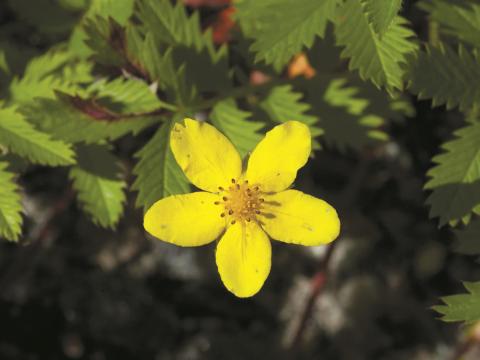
[259,198,264,202]
[236,184,240,190]
[246,218,251,222]
[231,220,236,225]
[228,210,234,215]
[214,201,220,205]
[220,213,225,217]
[222,196,228,201]
[244,180,249,184]
[255,210,261,214]
[218,186,224,191]
[254,186,259,191]
[231,178,236,184]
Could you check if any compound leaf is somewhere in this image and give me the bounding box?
[335,0,418,91]
[361,0,403,35]
[237,0,339,71]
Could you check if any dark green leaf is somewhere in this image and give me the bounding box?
[132,120,190,211]
[70,144,126,228]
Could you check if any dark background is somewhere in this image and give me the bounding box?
[0,0,478,359]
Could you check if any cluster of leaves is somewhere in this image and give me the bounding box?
[0,0,479,319]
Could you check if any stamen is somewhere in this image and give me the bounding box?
[218,180,264,224]
[220,213,225,217]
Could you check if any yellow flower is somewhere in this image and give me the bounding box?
[144,118,340,298]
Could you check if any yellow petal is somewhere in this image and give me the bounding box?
[170,118,242,192]
[246,121,311,192]
[259,190,340,246]
[216,221,271,297]
[144,192,225,247]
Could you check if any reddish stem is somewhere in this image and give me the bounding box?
[289,242,337,349]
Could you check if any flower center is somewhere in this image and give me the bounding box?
[215,179,264,224]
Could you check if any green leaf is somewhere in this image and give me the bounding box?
[14,50,71,80]
[259,85,323,149]
[0,162,22,242]
[418,0,480,49]
[132,120,190,211]
[321,79,388,150]
[69,0,135,57]
[21,77,164,145]
[305,78,388,151]
[22,96,159,145]
[136,0,230,94]
[86,77,166,114]
[9,50,93,103]
[433,282,480,324]
[210,99,264,158]
[360,0,403,35]
[70,144,126,228]
[335,0,418,91]
[453,219,480,255]
[136,0,216,52]
[87,0,134,24]
[260,85,317,126]
[58,0,88,11]
[237,0,339,71]
[130,37,198,106]
[425,120,480,226]
[0,106,76,166]
[407,44,480,112]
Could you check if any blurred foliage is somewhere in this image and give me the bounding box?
[0,0,480,329]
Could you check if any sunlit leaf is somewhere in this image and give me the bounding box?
[0,106,76,166]
[335,0,418,91]
[0,162,22,242]
[433,282,480,324]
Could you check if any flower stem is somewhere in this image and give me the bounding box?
[288,242,337,350]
